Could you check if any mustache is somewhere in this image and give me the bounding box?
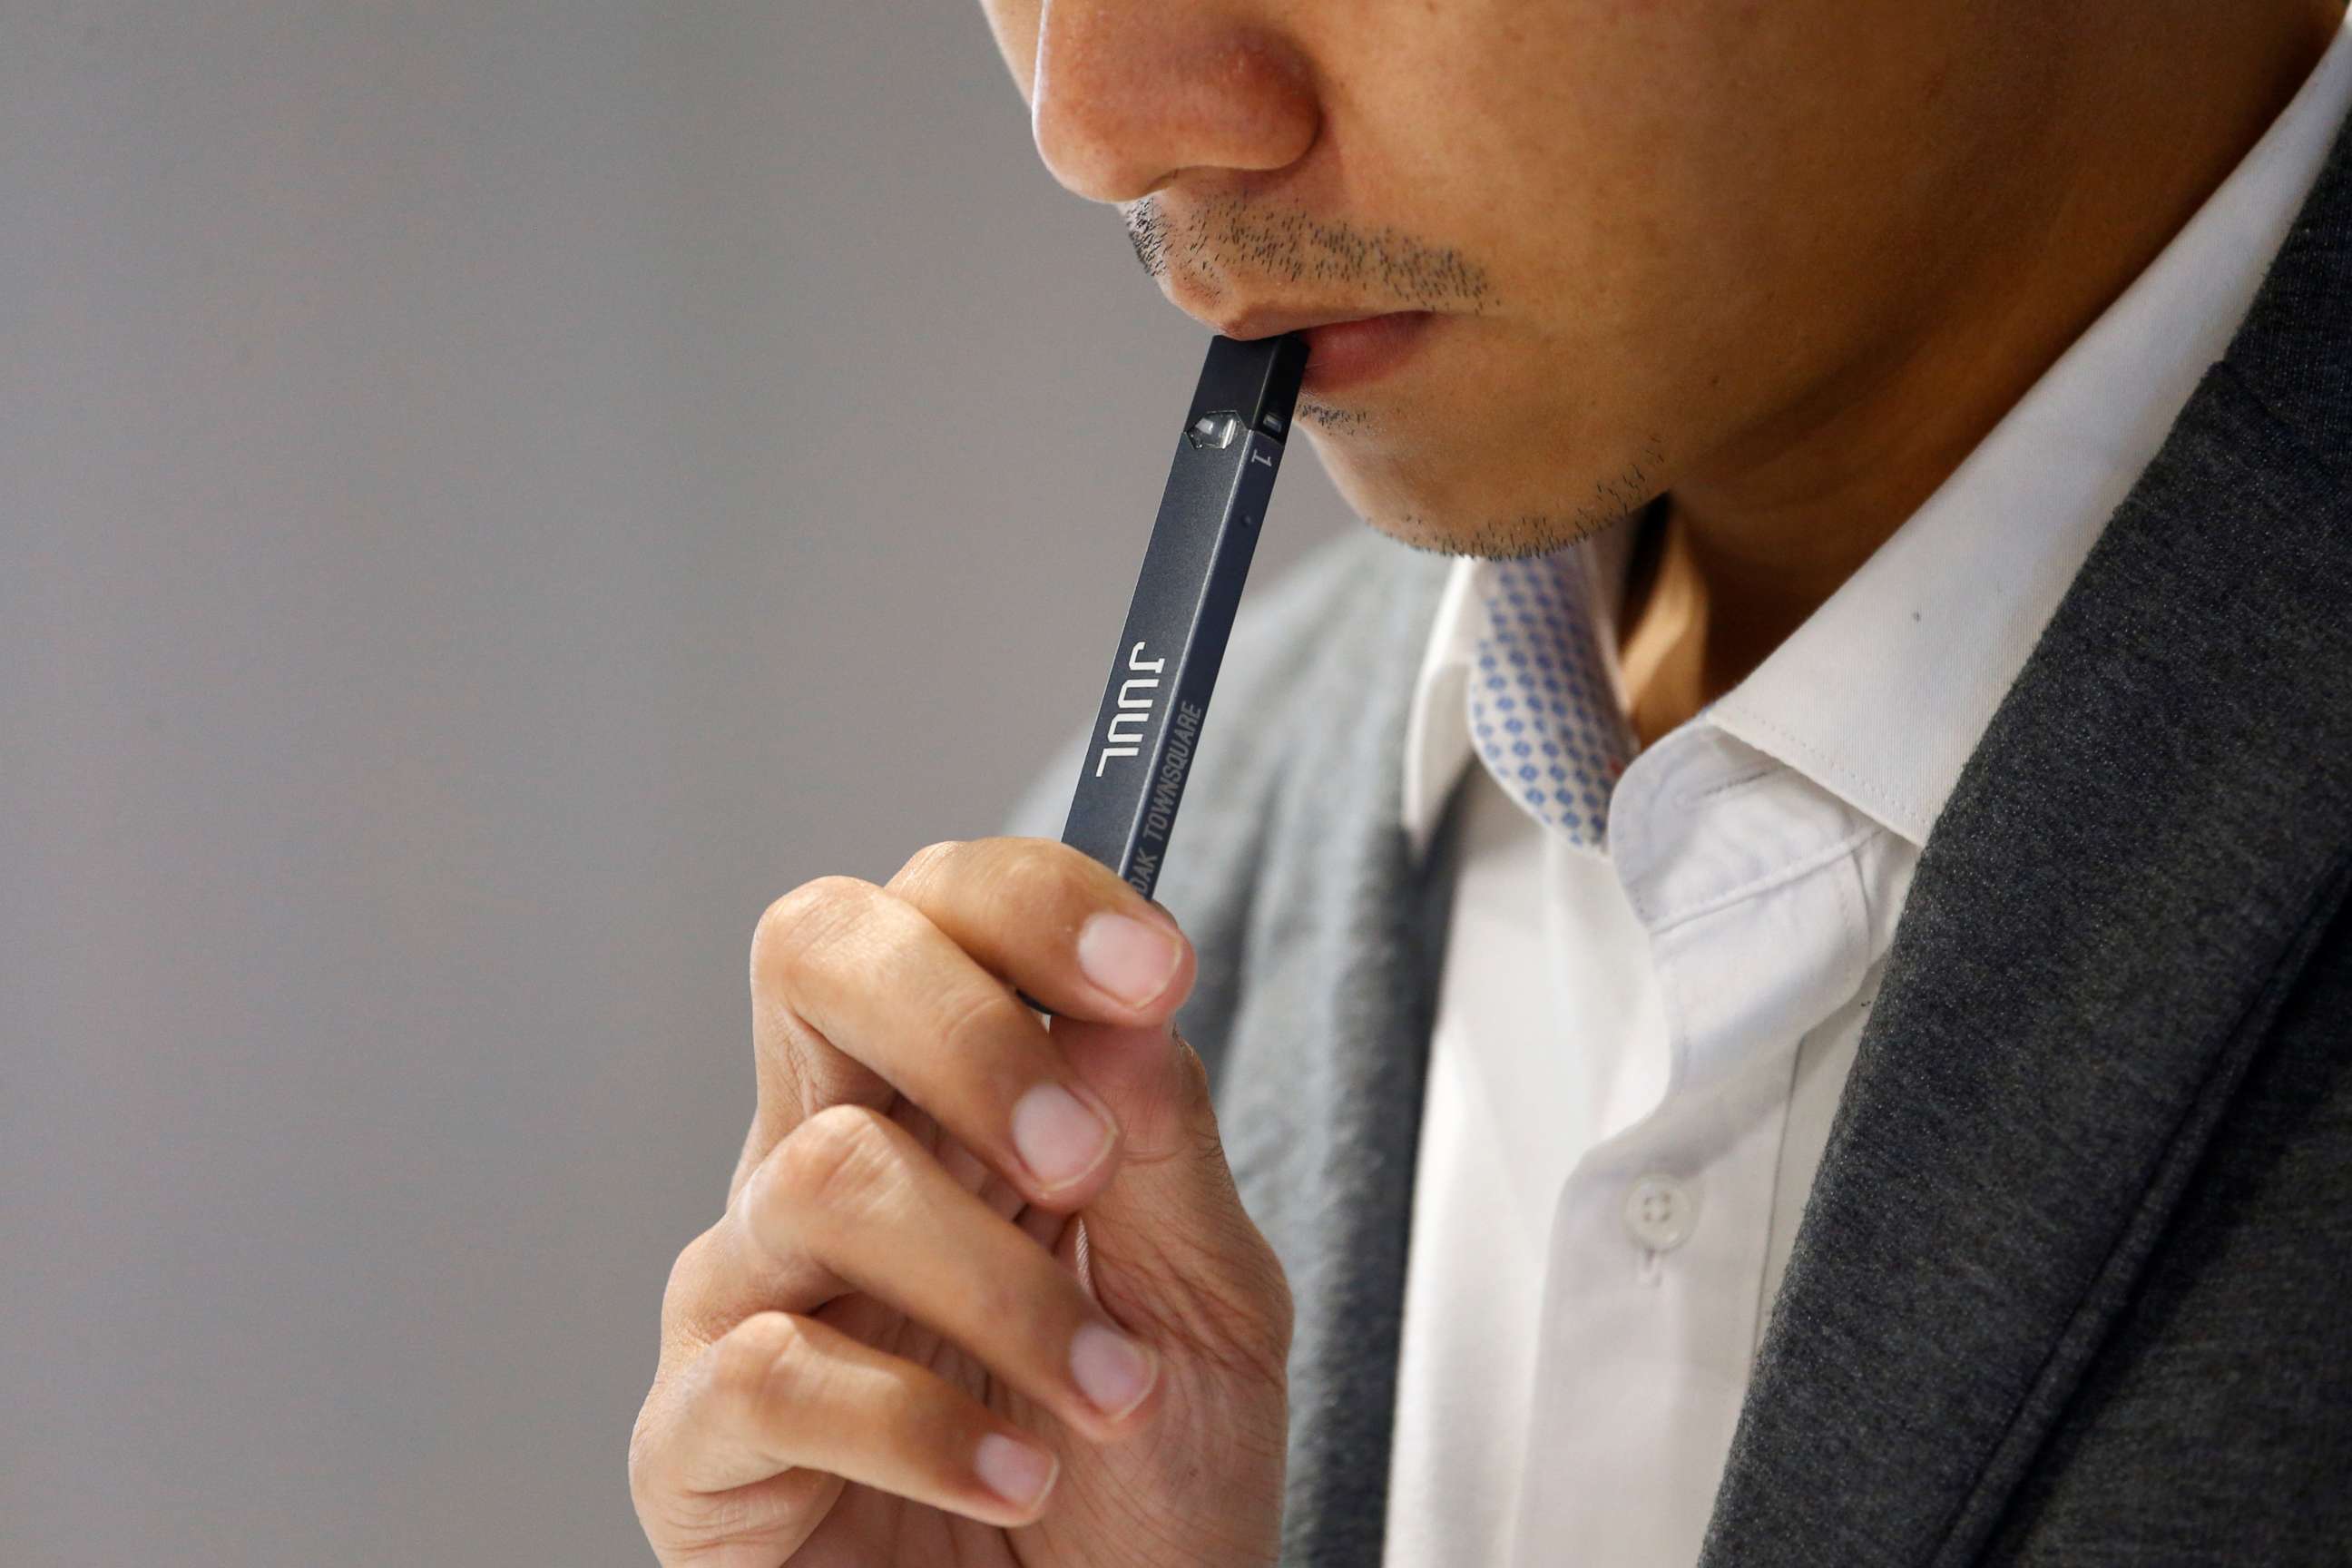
[1121,191,1499,315]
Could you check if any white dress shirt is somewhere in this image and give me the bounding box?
[1379,18,2352,1568]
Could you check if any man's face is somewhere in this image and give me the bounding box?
[975,0,2062,558]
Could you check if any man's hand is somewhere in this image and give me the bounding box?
[629,837,1294,1566]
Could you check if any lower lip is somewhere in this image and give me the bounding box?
[1298,311,1436,395]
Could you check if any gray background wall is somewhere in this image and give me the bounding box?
[0,5,1352,1563]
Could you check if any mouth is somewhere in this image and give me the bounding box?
[1289,311,1436,396]
[1202,304,1439,397]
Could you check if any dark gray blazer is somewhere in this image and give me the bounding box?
[1004,100,2352,1568]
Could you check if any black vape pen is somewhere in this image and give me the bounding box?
[1020,332,1309,1015]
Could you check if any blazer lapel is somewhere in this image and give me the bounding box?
[1697,107,2352,1568]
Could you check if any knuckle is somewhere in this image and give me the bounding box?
[932,980,1031,1065]
[888,837,967,897]
[764,1102,899,1229]
[750,875,877,995]
[710,1311,805,1425]
[992,839,1102,924]
[656,1222,722,1333]
[897,837,1105,932]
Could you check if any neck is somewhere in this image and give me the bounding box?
[1620,2,2343,752]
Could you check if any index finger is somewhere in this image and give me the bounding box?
[884,837,1196,1024]
[737,840,1195,1217]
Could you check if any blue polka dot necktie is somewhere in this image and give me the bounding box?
[1467,548,1641,852]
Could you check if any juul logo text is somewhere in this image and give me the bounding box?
[1094,642,1165,776]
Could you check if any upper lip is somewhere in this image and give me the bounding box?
[1208,305,1415,339]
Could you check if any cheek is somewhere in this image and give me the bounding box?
[1361,5,1729,301]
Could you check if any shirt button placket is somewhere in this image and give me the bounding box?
[1622,1172,1700,1270]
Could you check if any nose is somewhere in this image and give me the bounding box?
[1026,1,1319,204]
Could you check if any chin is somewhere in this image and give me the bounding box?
[1304,437,1457,554]
[1308,424,1658,561]
[1290,319,1672,557]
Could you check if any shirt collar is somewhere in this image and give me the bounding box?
[1402,11,2352,863]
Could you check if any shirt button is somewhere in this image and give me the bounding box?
[1623,1174,1698,1252]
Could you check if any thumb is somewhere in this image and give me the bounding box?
[1047,1014,1293,1367]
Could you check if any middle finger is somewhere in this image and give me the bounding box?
[750,874,1125,1211]
[740,1102,1163,1442]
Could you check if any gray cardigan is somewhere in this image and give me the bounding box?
[1002,99,2352,1568]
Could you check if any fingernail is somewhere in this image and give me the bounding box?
[974,1431,1058,1509]
[1076,911,1184,1008]
[1070,1322,1159,1419]
[1011,1082,1113,1191]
